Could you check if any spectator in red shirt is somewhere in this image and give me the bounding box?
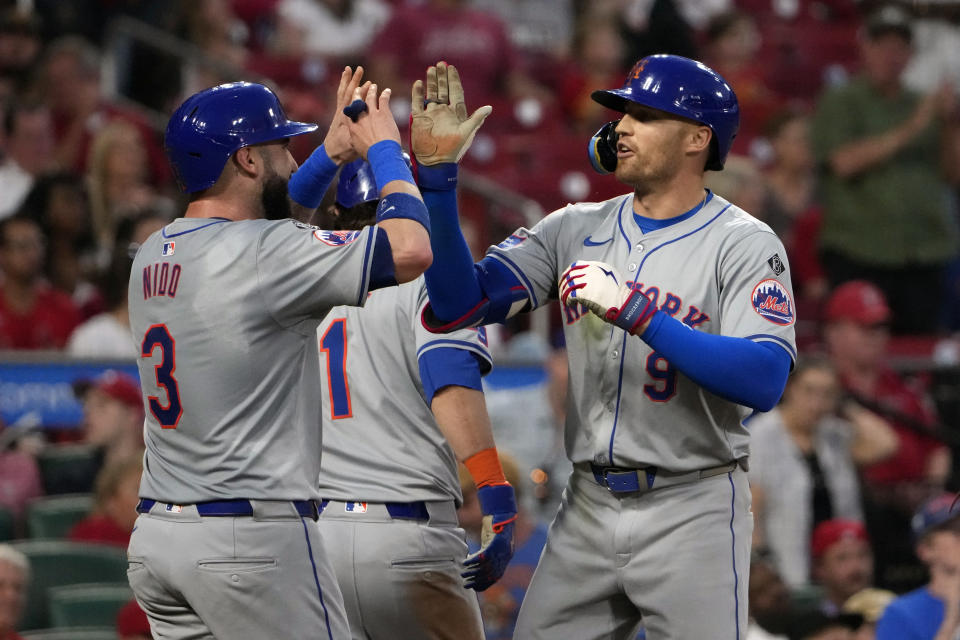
[366,0,545,125]
[0,544,28,640]
[37,36,169,188]
[824,280,949,592]
[0,215,80,349]
[68,453,142,548]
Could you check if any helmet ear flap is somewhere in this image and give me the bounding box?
[588,120,620,175]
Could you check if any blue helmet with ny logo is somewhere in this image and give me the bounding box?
[591,54,739,171]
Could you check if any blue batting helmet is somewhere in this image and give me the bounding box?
[336,154,413,209]
[164,82,318,193]
[591,54,739,171]
[336,159,378,209]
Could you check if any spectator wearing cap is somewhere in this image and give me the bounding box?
[67,453,142,548]
[811,5,960,335]
[811,520,875,616]
[824,280,949,591]
[843,588,895,640]
[116,598,151,640]
[77,370,144,467]
[749,356,894,588]
[876,493,960,639]
[0,544,28,640]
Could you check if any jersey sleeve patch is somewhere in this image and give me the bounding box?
[751,279,794,326]
[314,230,363,246]
[767,253,785,275]
[496,231,528,249]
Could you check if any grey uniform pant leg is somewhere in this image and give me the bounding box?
[318,503,483,640]
[514,467,751,640]
[127,506,351,639]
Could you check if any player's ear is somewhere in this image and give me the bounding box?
[231,146,260,180]
[686,125,712,157]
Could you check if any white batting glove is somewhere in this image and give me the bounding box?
[559,261,658,334]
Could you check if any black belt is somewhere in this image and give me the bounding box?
[589,461,739,494]
[319,500,430,520]
[136,498,322,521]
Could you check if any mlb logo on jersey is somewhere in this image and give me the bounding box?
[752,279,794,325]
[165,504,183,513]
[161,242,175,256]
[314,230,362,246]
[345,502,368,513]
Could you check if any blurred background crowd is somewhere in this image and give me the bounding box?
[2,0,960,639]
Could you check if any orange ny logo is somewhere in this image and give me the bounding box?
[629,59,648,80]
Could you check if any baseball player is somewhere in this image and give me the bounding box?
[414,58,797,639]
[306,156,515,640]
[126,71,432,639]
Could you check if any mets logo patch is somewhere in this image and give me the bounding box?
[751,279,794,325]
[161,241,175,256]
[496,233,527,249]
[314,230,362,246]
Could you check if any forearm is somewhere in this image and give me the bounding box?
[640,312,791,411]
[368,141,432,282]
[419,164,485,320]
[431,386,496,462]
[846,405,898,466]
[828,121,917,179]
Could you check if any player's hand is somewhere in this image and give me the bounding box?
[323,66,371,165]
[462,483,516,591]
[345,83,402,160]
[560,261,658,335]
[411,61,492,166]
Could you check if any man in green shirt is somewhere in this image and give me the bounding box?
[811,5,960,334]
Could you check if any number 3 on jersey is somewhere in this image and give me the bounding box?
[141,324,183,428]
[320,319,352,419]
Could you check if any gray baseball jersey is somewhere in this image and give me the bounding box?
[317,277,492,504]
[315,277,490,640]
[129,218,379,502]
[486,190,797,471]
[127,217,379,640]
[487,189,796,639]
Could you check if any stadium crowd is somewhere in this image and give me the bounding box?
[1,1,960,639]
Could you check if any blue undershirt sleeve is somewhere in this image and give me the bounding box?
[640,311,792,411]
[418,347,485,404]
[419,164,484,321]
[368,227,397,291]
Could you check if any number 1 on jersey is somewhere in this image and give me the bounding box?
[320,319,353,419]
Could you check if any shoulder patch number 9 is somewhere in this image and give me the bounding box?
[141,324,184,428]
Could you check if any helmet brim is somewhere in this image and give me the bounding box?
[590,89,632,113]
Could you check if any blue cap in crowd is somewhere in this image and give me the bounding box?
[913,493,960,541]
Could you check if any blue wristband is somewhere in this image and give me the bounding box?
[417,163,458,191]
[376,192,430,232]
[368,140,415,190]
[288,144,339,208]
